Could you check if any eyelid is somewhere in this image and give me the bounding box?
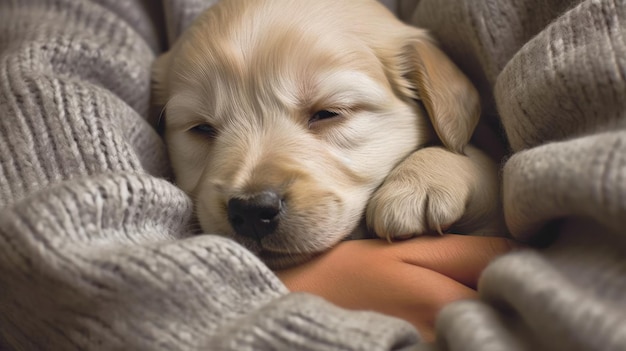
[310,106,353,116]
[187,123,219,140]
[185,120,211,131]
[188,122,212,130]
[310,109,339,122]
[307,108,349,129]
[177,111,217,130]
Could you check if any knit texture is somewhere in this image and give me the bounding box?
[1,0,626,350]
[413,0,626,350]
[0,0,418,350]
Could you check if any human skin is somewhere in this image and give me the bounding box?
[276,235,518,341]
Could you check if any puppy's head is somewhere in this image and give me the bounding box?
[153,0,479,268]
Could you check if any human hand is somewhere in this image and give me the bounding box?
[275,235,518,342]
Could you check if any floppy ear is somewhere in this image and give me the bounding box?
[150,51,173,133]
[397,36,480,153]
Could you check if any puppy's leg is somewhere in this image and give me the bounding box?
[366,146,503,240]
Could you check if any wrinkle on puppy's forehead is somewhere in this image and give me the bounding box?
[177,2,393,122]
[246,29,389,109]
[208,44,385,119]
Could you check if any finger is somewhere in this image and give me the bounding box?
[385,235,520,288]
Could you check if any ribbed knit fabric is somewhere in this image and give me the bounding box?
[2,0,626,350]
[413,0,626,350]
[0,1,419,350]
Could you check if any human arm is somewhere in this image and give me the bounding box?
[277,235,517,342]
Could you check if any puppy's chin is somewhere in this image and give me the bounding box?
[221,234,325,269]
[259,251,321,270]
[260,225,374,269]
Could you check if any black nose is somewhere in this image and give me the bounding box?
[227,191,282,240]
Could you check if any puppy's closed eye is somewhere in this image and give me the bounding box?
[190,123,219,138]
[308,110,340,126]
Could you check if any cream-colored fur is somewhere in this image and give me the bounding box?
[153,0,503,268]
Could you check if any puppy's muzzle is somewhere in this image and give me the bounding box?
[227,191,283,240]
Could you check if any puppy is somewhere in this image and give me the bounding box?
[153,0,503,268]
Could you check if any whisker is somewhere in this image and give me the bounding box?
[156,98,172,135]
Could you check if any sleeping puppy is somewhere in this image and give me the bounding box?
[152,0,503,268]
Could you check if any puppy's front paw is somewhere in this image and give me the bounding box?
[366,149,473,241]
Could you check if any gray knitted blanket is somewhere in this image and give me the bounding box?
[1,0,624,350]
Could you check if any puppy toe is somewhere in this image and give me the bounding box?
[423,190,467,234]
[366,184,428,241]
[366,177,470,241]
